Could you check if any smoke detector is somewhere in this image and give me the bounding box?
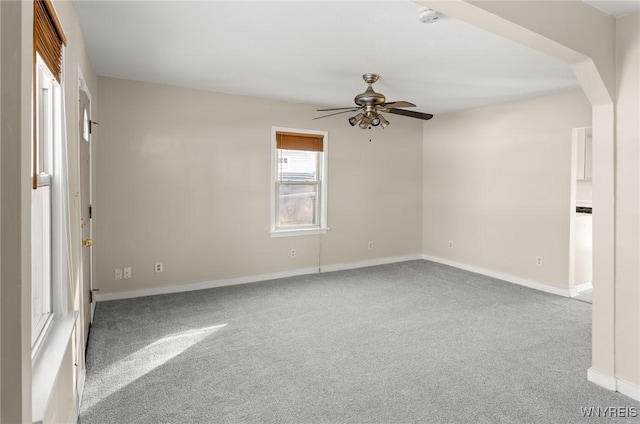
[418,8,439,23]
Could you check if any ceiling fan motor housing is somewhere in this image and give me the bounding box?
[354,74,386,110]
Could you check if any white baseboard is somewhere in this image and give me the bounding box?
[587,368,640,402]
[421,254,573,297]
[617,378,640,402]
[569,281,593,297]
[95,254,422,302]
[588,367,618,391]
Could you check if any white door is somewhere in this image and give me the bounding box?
[79,87,93,343]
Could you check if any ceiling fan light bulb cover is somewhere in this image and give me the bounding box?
[359,116,372,129]
[348,113,364,126]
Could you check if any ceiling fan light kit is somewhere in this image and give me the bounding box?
[378,114,390,128]
[348,112,365,127]
[315,74,433,129]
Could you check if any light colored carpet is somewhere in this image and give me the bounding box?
[80,260,639,423]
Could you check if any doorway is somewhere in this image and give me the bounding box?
[570,126,593,303]
[75,74,94,408]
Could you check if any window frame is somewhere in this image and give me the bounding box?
[31,55,59,351]
[270,127,329,238]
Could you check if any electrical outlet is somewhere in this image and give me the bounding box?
[368,241,374,250]
[123,267,132,279]
[448,241,454,248]
[114,268,122,280]
[290,249,296,258]
[536,256,543,266]
[155,262,164,273]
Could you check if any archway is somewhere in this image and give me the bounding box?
[418,0,618,393]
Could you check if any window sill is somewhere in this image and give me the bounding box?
[269,227,330,238]
[32,312,78,424]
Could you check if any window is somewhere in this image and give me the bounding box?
[32,0,66,351]
[270,128,328,237]
[32,56,60,348]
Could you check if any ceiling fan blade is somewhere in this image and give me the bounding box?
[316,106,359,112]
[313,109,361,120]
[380,101,416,108]
[386,108,434,120]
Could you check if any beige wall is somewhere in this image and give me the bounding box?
[0,0,98,422]
[422,90,591,289]
[1,1,34,421]
[614,11,640,388]
[94,77,423,295]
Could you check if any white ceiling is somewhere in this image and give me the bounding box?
[72,1,627,117]
[583,0,640,17]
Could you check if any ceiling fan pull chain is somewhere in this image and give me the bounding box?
[369,126,372,143]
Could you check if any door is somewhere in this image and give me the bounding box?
[79,87,92,345]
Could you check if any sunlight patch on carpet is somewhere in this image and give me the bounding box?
[83,324,228,411]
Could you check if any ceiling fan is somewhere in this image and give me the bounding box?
[314,73,433,129]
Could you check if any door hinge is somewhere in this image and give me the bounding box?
[89,120,99,134]
[89,205,92,219]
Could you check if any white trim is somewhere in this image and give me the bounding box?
[587,368,640,402]
[421,254,573,297]
[78,65,94,322]
[569,281,593,297]
[95,254,422,302]
[575,281,593,292]
[617,378,640,402]
[269,227,329,238]
[50,67,68,319]
[587,367,617,391]
[31,313,55,359]
[74,366,86,424]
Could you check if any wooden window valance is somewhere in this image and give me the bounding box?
[276,132,324,152]
[33,0,66,189]
[34,0,66,82]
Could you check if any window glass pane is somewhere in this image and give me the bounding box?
[278,184,318,226]
[32,58,56,346]
[83,109,90,141]
[31,185,52,345]
[277,149,318,181]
